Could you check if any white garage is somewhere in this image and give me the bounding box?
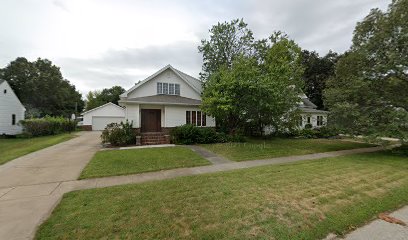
[81,102,125,131]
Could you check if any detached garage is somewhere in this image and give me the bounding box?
[81,102,125,131]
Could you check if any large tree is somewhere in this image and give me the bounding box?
[198,19,254,81]
[201,32,303,134]
[301,50,338,110]
[325,0,408,140]
[0,57,84,117]
[85,86,125,110]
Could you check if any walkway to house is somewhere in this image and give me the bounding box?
[0,133,396,240]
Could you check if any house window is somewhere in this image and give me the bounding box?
[3,89,6,94]
[169,83,175,95]
[307,116,311,124]
[163,83,169,94]
[298,116,303,126]
[192,111,196,125]
[317,116,324,126]
[197,111,201,126]
[157,82,163,94]
[186,111,191,124]
[186,111,206,126]
[12,114,16,125]
[157,82,180,95]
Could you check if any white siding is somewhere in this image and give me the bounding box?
[125,104,140,128]
[0,81,25,135]
[127,69,201,100]
[82,103,125,126]
[164,105,215,127]
[300,113,328,128]
[92,116,125,130]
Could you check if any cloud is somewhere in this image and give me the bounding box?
[55,41,202,94]
[0,0,392,95]
[52,0,69,12]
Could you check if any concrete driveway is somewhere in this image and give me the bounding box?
[0,131,101,240]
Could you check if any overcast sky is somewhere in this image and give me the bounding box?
[0,0,390,95]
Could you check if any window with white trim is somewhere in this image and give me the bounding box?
[186,111,206,126]
[317,116,324,126]
[157,82,180,95]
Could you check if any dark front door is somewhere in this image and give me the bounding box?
[141,109,161,132]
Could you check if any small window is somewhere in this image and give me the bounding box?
[307,116,311,124]
[157,82,163,94]
[169,83,175,95]
[186,111,191,124]
[192,111,197,125]
[3,89,6,94]
[163,83,169,94]
[317,116,324,126]
[12,114,16,125]
[197,111,201,126]
[175,84,180,95]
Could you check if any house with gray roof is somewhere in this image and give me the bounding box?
[82,64,327,143]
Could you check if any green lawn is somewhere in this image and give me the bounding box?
[79,147,210,179]
[201,138,374,161]
[36,150,408,240]
[0,133,77,165]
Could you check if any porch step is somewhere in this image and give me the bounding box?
[141,132,170,145]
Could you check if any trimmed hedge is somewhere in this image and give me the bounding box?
[171,124,246,144]
[101,120,136,146]
[20,116,77,137]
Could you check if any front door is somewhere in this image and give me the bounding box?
[141,109,161,132]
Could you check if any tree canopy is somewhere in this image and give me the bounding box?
[198,19,254,81]
[200,22,304,134]
[85,86,125,110]
[301,50,338,110]
[0,57,84,117]
[325,0,408,140]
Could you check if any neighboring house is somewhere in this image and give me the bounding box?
[298,94,328,128]
[263,95,328,135]
[0,80,26,135]
[81,102,125,131]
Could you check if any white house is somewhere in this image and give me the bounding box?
[0,80,26,135]
[83,64,327,143]
[118,65,216,134]
[298,95,328,128]
[81,102,125,131]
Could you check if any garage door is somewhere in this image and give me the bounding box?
[92,116,125,130]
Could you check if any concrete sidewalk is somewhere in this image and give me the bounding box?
[0,140,387,240]
[336,206,408,240]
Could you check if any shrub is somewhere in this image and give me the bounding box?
[391,144,408,156]
[20,116,77,137]
[101,120,136,146]
[171,124,246,144]
[295,126,340,139]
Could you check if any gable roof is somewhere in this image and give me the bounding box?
[82,102,124,115]
[301,98,317,109]
[0,79,26,110]
[120,65,203,98]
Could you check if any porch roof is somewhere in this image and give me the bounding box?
[119,95,202,106]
